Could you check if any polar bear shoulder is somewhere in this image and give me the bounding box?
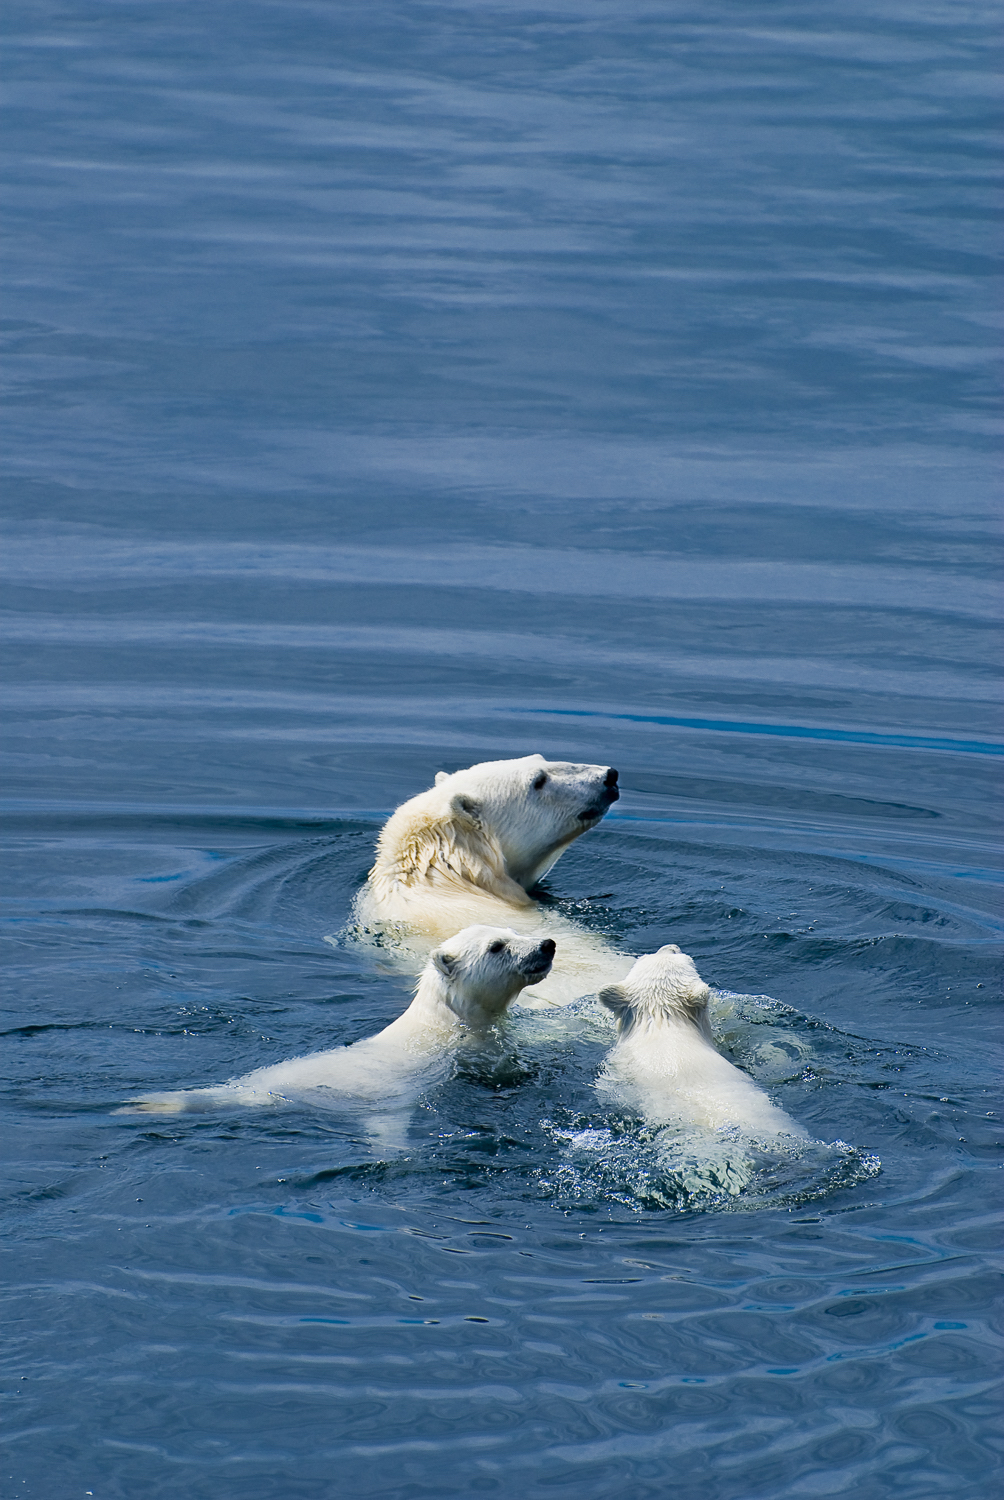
[370,781,532,909]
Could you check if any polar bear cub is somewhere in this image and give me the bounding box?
[354,754,630,1005]
[123,926,555,1115]
[598,945,807,1140]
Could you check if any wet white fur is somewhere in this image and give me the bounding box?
[353,754,632,1005]
[121,926,554,1116]
[598,946,807,1140]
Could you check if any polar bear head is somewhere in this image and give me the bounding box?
[369,754,619,907]
[599,945,712,1037]
[428,925,556,1027]
[430,754,618,890]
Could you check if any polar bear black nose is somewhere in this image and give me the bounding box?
[539,939,556,959]
[604,767,618,788]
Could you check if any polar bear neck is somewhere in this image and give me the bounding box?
[369,792,534,909]
[405,964,517,1032]
[602,979,714,1042]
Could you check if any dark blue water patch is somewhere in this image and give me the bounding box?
[3,0,1002,1496]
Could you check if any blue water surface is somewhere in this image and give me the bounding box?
[2,3,1001,1497]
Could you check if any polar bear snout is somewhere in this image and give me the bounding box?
[519,936,556,980]
[578,767,619,821]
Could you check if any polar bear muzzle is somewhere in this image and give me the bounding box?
[519,937,556,979]
[577,767,619,822]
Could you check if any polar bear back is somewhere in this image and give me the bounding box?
[600,1018,802,1137]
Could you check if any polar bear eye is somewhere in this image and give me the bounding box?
[532,772,548,790]
[487,939,506,954]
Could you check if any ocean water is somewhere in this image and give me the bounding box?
[1,2,1001,1497]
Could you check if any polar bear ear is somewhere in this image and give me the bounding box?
[432,949,458,979]
[450,792,481,826]
[598,984,631,1020]
[435,772,449,786]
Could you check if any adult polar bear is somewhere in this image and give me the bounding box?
[353,754,632,1005]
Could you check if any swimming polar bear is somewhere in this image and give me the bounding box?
[598,945,808,1141]
[352,754,632,1005]
[120,926,556,1116]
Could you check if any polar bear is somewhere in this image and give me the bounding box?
[353,754,631,1005]
[598,945,808,1140]
[120,926,556,1115]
